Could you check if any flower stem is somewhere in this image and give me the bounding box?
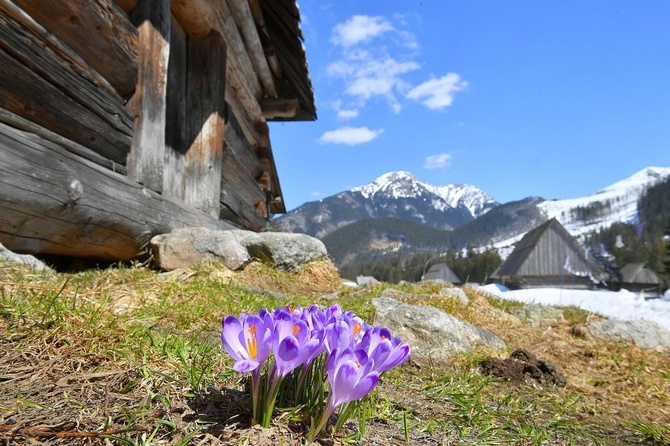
[262,372,282,428]
[305,397,336,444]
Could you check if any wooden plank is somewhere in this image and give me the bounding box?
[0,121,233,261]
[127,0,170,192]
[0,46,131,164]
[12,0,138,96]
[0,107,127,175]
[183,31,226,217]
[170,0,212,37]
[114,0,138,13]
[210,0,262,100]
[261,97,299,119]
[163,14,187,200]
[228,0,276,97]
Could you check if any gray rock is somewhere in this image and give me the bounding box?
[371,297,506,359]
[240,232,327,272]
[589,319,670,349]
[0,242,54,273]
[440,287,469,305]
[151,227,251,271]
[514,304,565,328]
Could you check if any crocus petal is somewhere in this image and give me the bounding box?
[348,372,379,403]
[221,316,246,361]
[233,359,260,373]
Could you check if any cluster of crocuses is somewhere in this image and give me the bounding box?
[220,304,410,441]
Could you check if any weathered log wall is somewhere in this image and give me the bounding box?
[0,119,233,260]
[0,0,316,260]
[0,1,134,163]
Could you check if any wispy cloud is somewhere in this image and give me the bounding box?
[328,15,466,115]
[424,153,453,169]
[331,15,394,48]
[318,126,384,146]
[407,74,468,110]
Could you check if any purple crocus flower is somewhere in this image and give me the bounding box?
[221,310,274,424]
[220,310,273,372]
[359,326,411,374]
[306,347,379,442]
[272,310,325,377]
[324,313,367,354]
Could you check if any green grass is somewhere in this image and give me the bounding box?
[1,262,668,445]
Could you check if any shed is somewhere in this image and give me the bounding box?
[618,263,665,294]
[0,0,315,262]
[421,263,461,284]
[495,218,606,289]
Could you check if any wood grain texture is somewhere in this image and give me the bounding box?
[0,121,233,260]
[183,31,226,217]
[127,0,170,192]
[12,0,138,95]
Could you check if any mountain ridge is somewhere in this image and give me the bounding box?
[272,166,670,263]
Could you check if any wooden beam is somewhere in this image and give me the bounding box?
[170,0,213,37]
[127,0,170,192]
[0,121,234,261]
[183,31,226,217]
[12,0,138,96]
[261,97,299,119]
[113,0,138,13]
[0,107,127,175]
[163,13,187,200]
[228,0,276,97]
[0,33,132,163]
[209,0,262,100]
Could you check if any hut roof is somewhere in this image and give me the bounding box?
[260,0,316,121]
[422,263,461,284]
[620,263,664,285]
[497,218,605,279]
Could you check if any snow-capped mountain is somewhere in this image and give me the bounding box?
[352,171,497,219]
[272,171,498,238]
[539,167,670,237]
[490,166,670,257]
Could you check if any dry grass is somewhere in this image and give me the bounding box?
[1,261,669,445]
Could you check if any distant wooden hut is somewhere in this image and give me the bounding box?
[0,0,315,262]
[421,263,461,284]
[618,263,665,294]
[494,218,606,289]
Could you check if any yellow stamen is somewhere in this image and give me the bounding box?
[353,323,361,336]
[247,324,258,360]
[292,323,300,336]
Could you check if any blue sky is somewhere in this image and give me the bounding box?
[269,1,670,212]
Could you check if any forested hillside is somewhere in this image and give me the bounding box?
[582,176,670,281]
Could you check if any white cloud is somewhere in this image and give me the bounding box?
[337,109,359,120]
[407,73,468,110]
[318,126,384,146]
[424,153,453,169]
[331,99,359,120]
[332,15,394,48]
[310,191,322,197]
[328,55,420,113]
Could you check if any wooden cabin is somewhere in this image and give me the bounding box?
[493,218,606,289]
[617,263,665,294]
[0,0,316,262]
[421,263,461,285]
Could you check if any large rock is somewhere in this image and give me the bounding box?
[0,242,54,273]
[589,319,670,349]
[151,228,252,271]
[371,297,506,359]
[240,232,328,273]
[151,229,328,272]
